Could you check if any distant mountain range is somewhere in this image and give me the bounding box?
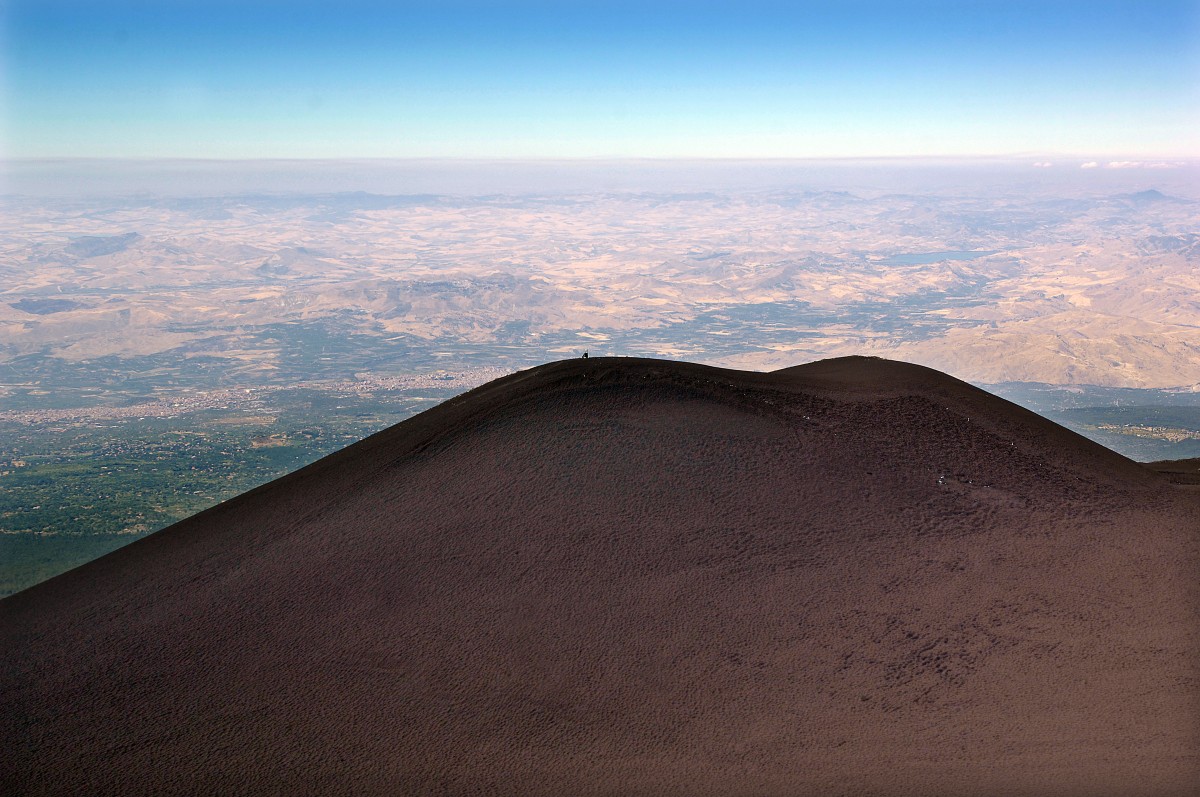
[4,357,1196,795]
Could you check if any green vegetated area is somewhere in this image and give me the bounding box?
[1049,405,1200,461]
[0,534,142,597]
[0,389,441,597]
[987,383,1200,462]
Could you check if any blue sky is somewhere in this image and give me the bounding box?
[4,0,1198,158]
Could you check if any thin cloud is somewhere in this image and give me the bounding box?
[1080,162,1099,169]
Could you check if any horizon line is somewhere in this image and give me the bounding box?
[6,154,1200,165]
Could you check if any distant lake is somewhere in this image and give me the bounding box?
[878,250,1000,266]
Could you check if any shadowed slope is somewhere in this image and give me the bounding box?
[1147,457,1200,486]
[3,356,1198,796]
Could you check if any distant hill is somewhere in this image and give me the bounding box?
[2,357,1197,796]
[1118,188,1188,207]
[63,231,141,258]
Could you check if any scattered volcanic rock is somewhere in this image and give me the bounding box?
[3,357,1197,796]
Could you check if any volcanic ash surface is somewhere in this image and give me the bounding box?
[3,357,1198,796]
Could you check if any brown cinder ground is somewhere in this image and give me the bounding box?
[2,356,1198,796]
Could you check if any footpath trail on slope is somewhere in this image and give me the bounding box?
[3,356,1197,796]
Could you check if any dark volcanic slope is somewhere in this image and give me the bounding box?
[3,357,1198,796]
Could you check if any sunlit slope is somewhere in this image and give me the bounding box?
[3,357,1197,796]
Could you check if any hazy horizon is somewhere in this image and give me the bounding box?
[5,155,1200,198]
